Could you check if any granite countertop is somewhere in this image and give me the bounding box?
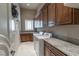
[33,33,50,39]
[44,38,79,56]
[34,34,51,39]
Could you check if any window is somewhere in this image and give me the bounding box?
[34,20,43,28]
[25,20,34,31]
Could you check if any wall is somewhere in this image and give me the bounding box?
[0,3,9,38]
[35,3,45,18]
[20,8,36,31]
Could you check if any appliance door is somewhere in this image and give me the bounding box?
[33,36,44,56]
[33,36,39,55]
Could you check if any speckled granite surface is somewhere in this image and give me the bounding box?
[44,38,79,56]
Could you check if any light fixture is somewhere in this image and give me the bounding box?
[26,3,30,6]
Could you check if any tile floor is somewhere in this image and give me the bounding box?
[14,42,37,56]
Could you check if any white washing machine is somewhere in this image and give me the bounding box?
[33,33,52,56]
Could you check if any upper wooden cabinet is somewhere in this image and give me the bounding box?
[56,3,73,25]
[62,6,73,24]
[48,3,56,26]
[48,3,73,25]
[42,4,48,27]
[73,8,79,24]
[35,3,79,28]
[56,3,63,25]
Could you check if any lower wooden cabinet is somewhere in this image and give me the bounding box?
[44,45,55,56]
[44,41,67,56]
[20,33,33,42]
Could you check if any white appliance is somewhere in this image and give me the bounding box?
[33,33,52,56]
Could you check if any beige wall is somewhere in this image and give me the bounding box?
[20,8,36,31]
[0,3,9,38]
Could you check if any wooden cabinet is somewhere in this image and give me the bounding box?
[68,7,73,23]
[44,44,55,56]
[39,11,43,21]
[42,3,73,26]
[73,8,79,24]
[56,3,63,25]
[38,11,43,22]
[56,3,73,25]
[34,11,43,29]
[35,3,79,29]
[20,33,33,42]
[42,4,48,27]
[62,6,73,24]
[48,3,56,26]
[44,41,67,56]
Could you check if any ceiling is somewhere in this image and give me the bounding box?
[19,3,42,10]
[19,3,79,10]
[64,3,79,9]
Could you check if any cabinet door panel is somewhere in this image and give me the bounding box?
[62,6,72,24]
[56,3,72,25]
[48,3,56,26]
[42,4,48,27]
[56,3,63,24]
[68,7,73,23]
[50,52,55,56]
[74,8,79,24]
[44,46,51,56]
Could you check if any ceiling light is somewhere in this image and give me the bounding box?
[26,4,30,6]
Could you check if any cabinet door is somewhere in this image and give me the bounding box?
[56,3,64,25]
[42,4,48,27]
[44,41,55,56]
[44,46,55,56]
[39,12,43,27]
[62,6,72,24]
[34,12,43,28]
[56,3,72,25]
[44,46,51,56]
[50,52,56,56]
[68,7,73,24]
[48,3,56,26]
[74,8,79,24]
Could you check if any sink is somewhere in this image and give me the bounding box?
[33,32,52,39]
